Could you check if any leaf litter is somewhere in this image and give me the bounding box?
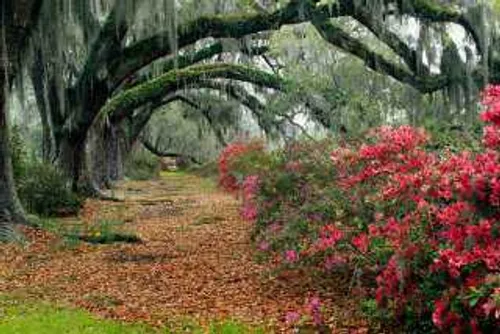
[0,173,378,333]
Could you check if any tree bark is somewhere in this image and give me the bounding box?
[30,46,55,162]
[0,88,27,226]
[0,0,43,228]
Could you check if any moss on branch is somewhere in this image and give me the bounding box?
[102,63,285,121]
[120,41,269,91]
[109,0,342,84]
[313,18,448,93]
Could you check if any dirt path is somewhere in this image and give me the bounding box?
[0,173,371,332]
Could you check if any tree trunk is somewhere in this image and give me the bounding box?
[30,47,55,162]
[106,125,125,182]
[57,135,86,193]
[0,89,27,226]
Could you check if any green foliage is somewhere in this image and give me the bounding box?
[16,162,82,217]
[37,219,140,247]
[188,161,218,179]
[125,148,160,180]
[222,139,350,264]
[144,104,220,163]
[424,120,482,152]
[9,125,27,181]
[9,126,81,218]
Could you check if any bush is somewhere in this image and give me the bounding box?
[219,88,500,332]
[9,125,27,181]
[17,162,81,217]
[9,127,81,217]
[218,138,349,266]
[124,148,160,180]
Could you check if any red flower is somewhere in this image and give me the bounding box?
[352,233,369,253]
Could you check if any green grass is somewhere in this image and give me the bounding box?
[0,297,156,334]
[34,219,141,248]
[160,171,216,192]
[0,295,266,334]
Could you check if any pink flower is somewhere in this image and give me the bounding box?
[307,297,323,325]
[324,255,346,270]
[242,175,260,200]
[258,240,270,251]
[241,203,258,221]
[285,250,299,263]
[285,311,301,325]
[315,225,344,251]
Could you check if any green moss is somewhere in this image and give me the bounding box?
[101,64,286,121]
[408,0,461,19]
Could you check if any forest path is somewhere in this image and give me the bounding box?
[0,172,369,332]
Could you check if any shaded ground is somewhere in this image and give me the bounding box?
[0,172,374,332]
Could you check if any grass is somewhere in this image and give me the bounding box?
[0,295,266,334]
[0,296,156,334]
[160,170,216,191]
[35,219,141,247]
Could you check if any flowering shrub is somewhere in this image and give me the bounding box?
[325,88,500,332]
[218,139,266,194]
[219,87,500,332]
[219,139,350,269]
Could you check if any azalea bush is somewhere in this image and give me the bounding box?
[327,88,500,332]
[218,87,500,332]
[219,139,351,268]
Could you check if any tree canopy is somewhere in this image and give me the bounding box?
[1,0,500,222]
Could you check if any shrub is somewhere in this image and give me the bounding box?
[218,139,267,194]
[219,87,500,332]
[218,138,350,266]
[9,127,81,218]
[17,162,81,217]
[322,90,500,331]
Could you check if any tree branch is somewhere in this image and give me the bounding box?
[102,63,285,122]
[118,39,269,91]
[108,0,343,86]
[141,137,200,164]
[352,8,428,75]
[312,18,449,93]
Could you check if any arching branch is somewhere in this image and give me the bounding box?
[120,39,270,91]
[128,93,227,147]
[140,138,200,164]
[312,18,449,93]
[108,0,341,86]
[389,0,483,54]
[188,80,315,139]
[108,0,483,95]
[102,63,286,122]
[352,9,427,75]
